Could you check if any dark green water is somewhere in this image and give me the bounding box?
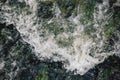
[0,0,120,80]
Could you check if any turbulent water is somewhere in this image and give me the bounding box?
[0,0,120,75]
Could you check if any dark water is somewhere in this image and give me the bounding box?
[0,0,120,80]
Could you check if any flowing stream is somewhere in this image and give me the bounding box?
[0,0,120,75]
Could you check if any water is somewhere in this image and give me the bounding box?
[0,0,119,75]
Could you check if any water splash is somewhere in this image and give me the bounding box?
[0,0,119,75]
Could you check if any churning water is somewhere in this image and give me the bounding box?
[0,0,120,75]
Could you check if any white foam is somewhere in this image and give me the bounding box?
[0,0,119,75]
[0,61,5,70]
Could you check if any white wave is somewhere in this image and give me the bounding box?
[0,0,119,75]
